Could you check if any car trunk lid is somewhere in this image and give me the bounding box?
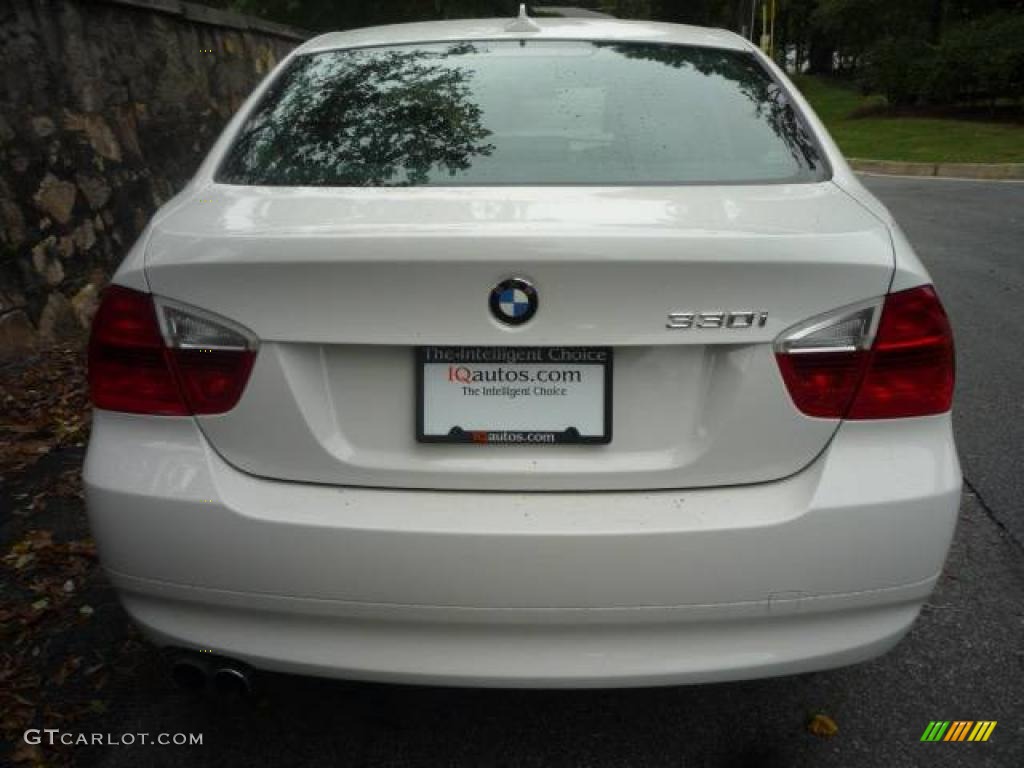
[142,182,892,491]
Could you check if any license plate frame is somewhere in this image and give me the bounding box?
[416,346,613,445]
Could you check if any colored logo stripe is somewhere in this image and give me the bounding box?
[921,721,950,741]
[920,721,996,742]
[968,721,997,742]
[944,721,972,741]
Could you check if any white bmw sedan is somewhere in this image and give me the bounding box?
[84,14,960,689]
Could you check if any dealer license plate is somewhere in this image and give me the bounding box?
[416,346,612,444]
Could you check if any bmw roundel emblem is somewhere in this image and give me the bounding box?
[489,278,538,326]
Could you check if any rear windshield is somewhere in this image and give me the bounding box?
[217,41,827,186]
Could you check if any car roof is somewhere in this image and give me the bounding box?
[295,17,751,56]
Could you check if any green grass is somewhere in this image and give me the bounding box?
[792,75,1024,164]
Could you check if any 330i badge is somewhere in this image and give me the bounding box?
[666,310,769,329]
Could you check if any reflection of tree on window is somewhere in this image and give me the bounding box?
[596,43,823,173]
[220,41,826,186]
[219,45,495,186]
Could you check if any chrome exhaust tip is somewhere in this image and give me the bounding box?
[213,665,252,697]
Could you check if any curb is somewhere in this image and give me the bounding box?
[849,158,1024,180]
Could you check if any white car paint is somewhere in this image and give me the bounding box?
[84,16,960,687]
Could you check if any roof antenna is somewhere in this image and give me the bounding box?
[506,3,541,33]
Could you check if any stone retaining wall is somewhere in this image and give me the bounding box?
[0,0,306,354]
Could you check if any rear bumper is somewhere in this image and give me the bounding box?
[84,411,960,687]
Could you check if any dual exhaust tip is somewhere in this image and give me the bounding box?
[171,653,251,696]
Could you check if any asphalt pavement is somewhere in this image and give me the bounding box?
[860,175,1024,549]
[15,176,1024,767]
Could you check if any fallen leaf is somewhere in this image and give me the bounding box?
[12,554,35,570]
[807,713,839,739]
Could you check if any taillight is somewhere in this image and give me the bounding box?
[155,297,258,414]
[89,287,188,415]
[775,285,954,420]
[88,286,257,416]
[847,286,955,419]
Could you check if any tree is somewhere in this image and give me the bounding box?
[222,0,1024,107]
